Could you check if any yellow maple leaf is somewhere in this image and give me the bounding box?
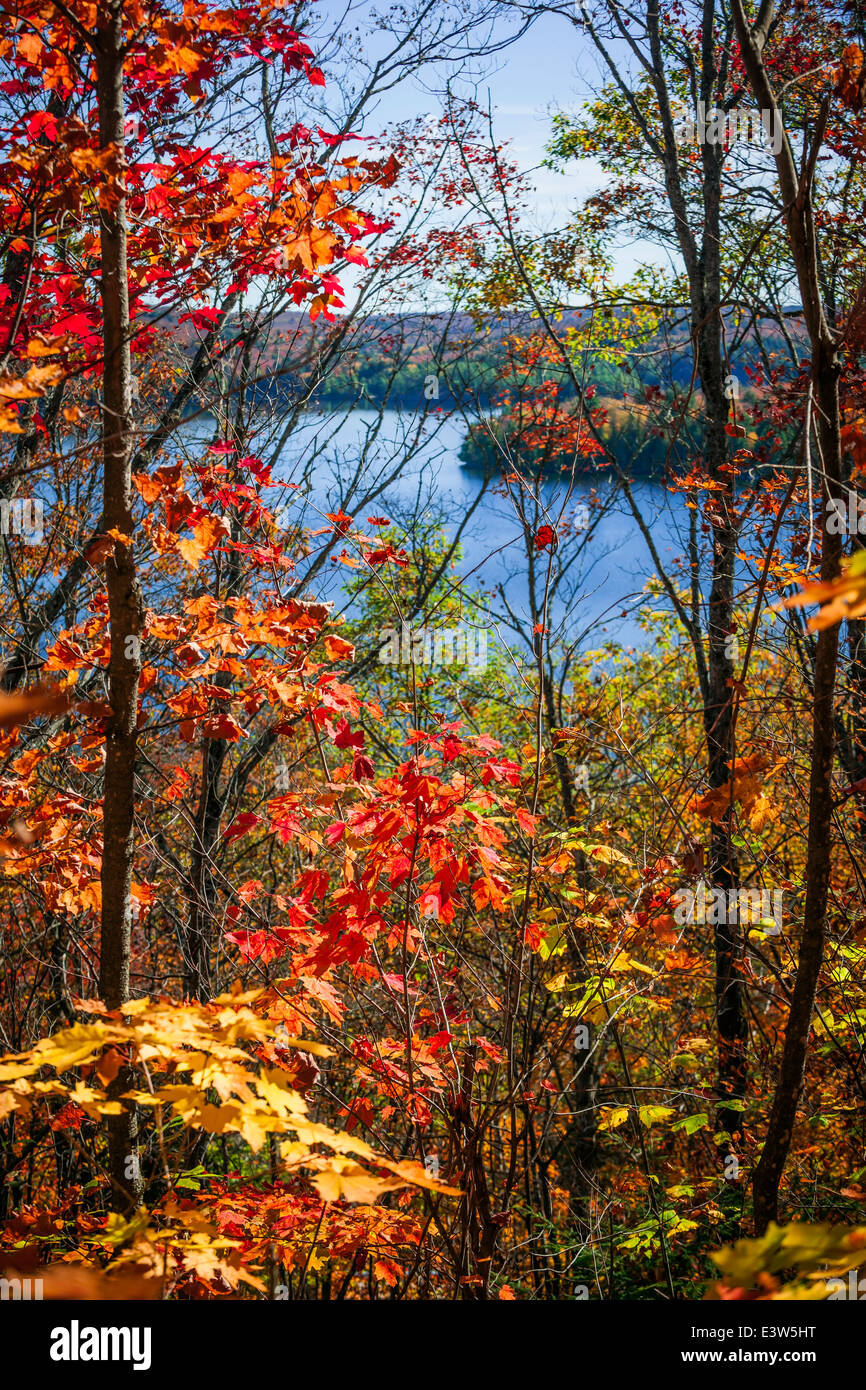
[68,1081,124,1118]
[598,1107,630,1131]
[310,1156,405,1204]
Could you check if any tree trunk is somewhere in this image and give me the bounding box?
[751,357,841,1232]
[645,0,747,1148]
[731,0,843,1233]
[184,736,228,1000]
[182,337,250,1001]
[96,0,145,1213]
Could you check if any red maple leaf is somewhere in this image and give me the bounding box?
[333,717,365,750]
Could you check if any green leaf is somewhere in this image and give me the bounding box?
[671,1112,709,1135]
[638,1105,675,1127]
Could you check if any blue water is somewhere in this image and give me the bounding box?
[181,409,697,656]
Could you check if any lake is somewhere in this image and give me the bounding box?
[182,408,697,656]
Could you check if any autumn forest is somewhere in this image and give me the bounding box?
[1,0,866,1345]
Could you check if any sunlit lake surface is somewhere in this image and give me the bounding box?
[181,408,709,656]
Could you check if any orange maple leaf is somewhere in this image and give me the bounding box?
[178,515,231,570]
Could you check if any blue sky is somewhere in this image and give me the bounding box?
[312,2,658,283]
